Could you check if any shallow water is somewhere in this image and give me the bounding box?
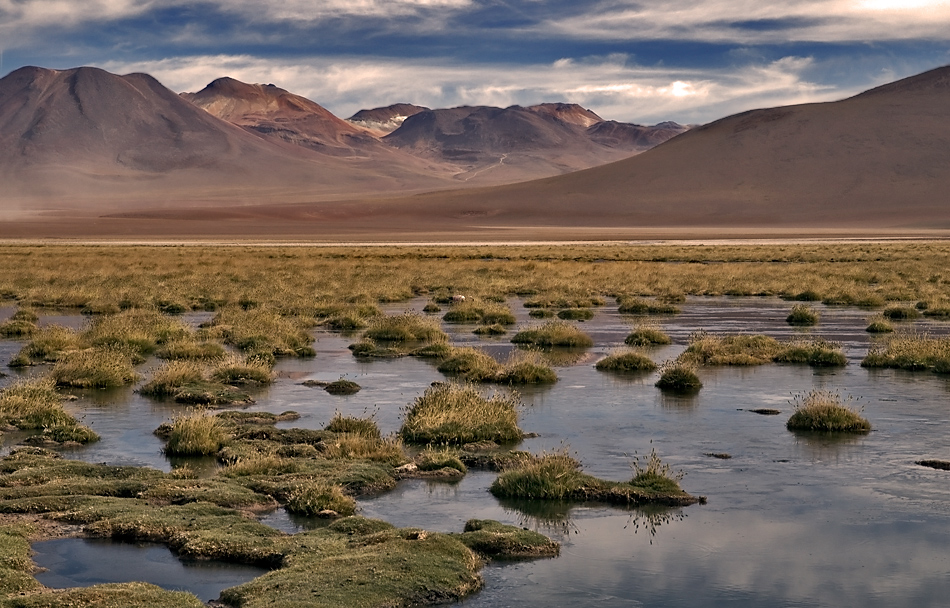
[5,299,950,606]
[31,538,266,602]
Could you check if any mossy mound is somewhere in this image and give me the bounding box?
[454,519,559,560]
[595,351,657,373]
[489,452,701,507]
[323,379,362,395]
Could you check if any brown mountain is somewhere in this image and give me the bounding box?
[182,77,381,156]
[0,66,455,216]
[347,103,430,135]
[333,64,950,233]
[381,103,682,182]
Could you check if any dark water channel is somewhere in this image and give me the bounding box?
[4,299,950,606]
[31,538,266,602]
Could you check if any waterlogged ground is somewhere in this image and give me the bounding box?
[3,298,950,606]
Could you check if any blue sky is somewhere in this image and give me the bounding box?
[1,0,949,124]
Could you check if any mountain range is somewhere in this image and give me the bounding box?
[1,64,949,238]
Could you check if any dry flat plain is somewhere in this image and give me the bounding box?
[2,241,950,607]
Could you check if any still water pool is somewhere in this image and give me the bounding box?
[4,297,950,606]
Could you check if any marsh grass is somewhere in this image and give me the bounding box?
[363,312,448,342]
[785,390,871,433]
[680,332,844,367]
[325,414,381,438]
[210,356,274,385]
[139,361,204,396]
[416,446,467,474]
[83,308,190,357]
[455,519,559,560]
[489,450,699,506]
[528,309,555,318]
[617,296,680,315]
[0,309,37,337]
[155,339,226,360]
[511,321,593,347]
[0,377,99,444]
[164,410,228,456]
[209,307,315,357]
[50,347,138,388]
[473,323,507,335]
[557,308,594,321]
[400,383,522,445]
[883,305,920,320]
[285,481,356,516]
[495,351,558,384]
[5,582,206,607]
[866,315,894,333]
[595,350,657,373]
[655,361,702,392]
[861,331,950,372]
[625,326,672,346]
[323,379,362,395]
[8,325,82,367]
[630,448,685,493]
[773,339,847,367]
[437,347,501,382]
[786,303,819,326]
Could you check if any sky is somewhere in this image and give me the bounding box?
[1,0,949,125]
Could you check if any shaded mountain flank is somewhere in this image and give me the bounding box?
[0,66,456,215]
[347,103,430,135]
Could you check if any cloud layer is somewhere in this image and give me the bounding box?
[3,0,949,124]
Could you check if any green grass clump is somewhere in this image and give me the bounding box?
[473,323,507,335]
[655,361,702,391]
[883,305,920,320]
[861,332,950,372]
[0,309,38,337]
[323,379,362,395]
[494,351,558,384]
[8,325,82,367]
[595,350,657,372]
[83,308,190,358]
[630,448,685,493]
[785,390,871,433]
[489,451,700,506]
[209,307,315,357]
[617,296,680,315]
[786,303,819,326]
[0,377,99,444]
[866,315,894,333]
[210,356,274,385]
[4,582,206,608]
[417,447,467,474]
[400,383,522,445]
[155,339,226,360]
[0,524,42,597]
[50,347,138,388]
[438,347,502,382]
[773,339,847,367]
[286,481,356,517]
[511,320,593,347]
[455,519,559,560]
[164,410,228,456]
[325,414,381,438]
[363,312,448,342]
[557,308,594,320]
[625,327,672,346]
[679,332,781,366]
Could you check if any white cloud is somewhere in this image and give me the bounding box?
[544,0,950,43]
[100,53,846,125]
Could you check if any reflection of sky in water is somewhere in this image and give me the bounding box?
[4,298,950,605]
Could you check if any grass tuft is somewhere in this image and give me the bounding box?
[511,321,593,347]
[786,303,819,326]
[163,410,229,456]
[286,481,356,517]
[400,383,522,445]
[363,312,448,342]
[785,390,871,433]
[625,326,672,346]
[595,350,657,372]
[50,347,139,388]
[655,361,702,392]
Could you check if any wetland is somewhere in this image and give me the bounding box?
[1,242,950,607]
